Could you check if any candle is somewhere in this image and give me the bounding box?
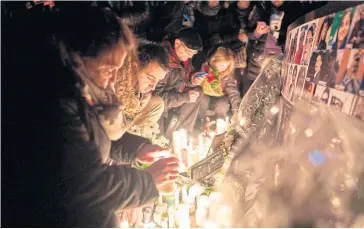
[161,220,168,228]
[216,205,232,228]
[174,188,180,206]
[179,129,188,149]
[195,208,207,227]
[198,135,206,160]
[208,192,223,221]
[216,119,227,135]
[173,131,183,161]
[120,220,129,228]
[203,220,218,228]
[168,208,175,228]
[182,186,188,203]
[197,195,209,209]
[175,204,190,228]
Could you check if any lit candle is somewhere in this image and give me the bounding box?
[161,220,168,228]
[208,192,223,221]
[174,188,180,206]
[182,186,188,203]
[175,204,190,228]
[195,207,207,227]
[216,205,232,228]
[179,129,188,149]
[216,119,227,135]
[197,195,209,209]
[168,208,175,228]
[173,131,182,161]
[203,220,217,228]
[198,135,206,160]
[120,220,129,228]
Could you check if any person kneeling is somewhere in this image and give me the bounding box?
[191,46,241,122]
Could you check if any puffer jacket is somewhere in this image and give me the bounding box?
[153,38,194,110]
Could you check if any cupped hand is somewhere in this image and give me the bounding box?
[144,157,180,188]
[137,144,170,164]
[256,21,270,35]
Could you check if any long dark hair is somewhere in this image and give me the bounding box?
[317,16,333,49]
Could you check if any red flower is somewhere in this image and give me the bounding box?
[206,73,216,83]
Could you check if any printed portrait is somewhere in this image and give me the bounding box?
[330,8,355,49]
[313,14,334,51]
[301,22,318,65]
[346,4,364,49]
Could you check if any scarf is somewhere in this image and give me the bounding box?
[163,39,193,91]
[58,41,126,141]
[201,64,224,97]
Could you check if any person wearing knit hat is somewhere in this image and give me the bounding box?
[154,28,204,136]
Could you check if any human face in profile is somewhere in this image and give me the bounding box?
[175,39,198,61]
[83,41,127,89]
[138,61,167,93]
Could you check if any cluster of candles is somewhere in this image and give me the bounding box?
[173,188,233,228]
[172,118,229,170]
[119,118,231,228]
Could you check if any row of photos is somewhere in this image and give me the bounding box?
[281,3,364,122]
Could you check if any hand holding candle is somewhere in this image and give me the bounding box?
[144,157,180,192]
[136,144,170,164]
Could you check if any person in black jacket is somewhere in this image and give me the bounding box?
[154,28,204,136]
[2,6,179,227]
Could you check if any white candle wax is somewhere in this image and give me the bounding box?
[174,188,180,206]
[173,131,182,161]
[203,220,218,228]
[168,208,175,228]
[197,195,209,209]
[216,119,227,135]
[216,205,232,228]
[179,129,188,149]
[120,220,129,228]
[175,204,190,228]
[198,135,206,160]
[195,208,207,227]
[182,186,188,203]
